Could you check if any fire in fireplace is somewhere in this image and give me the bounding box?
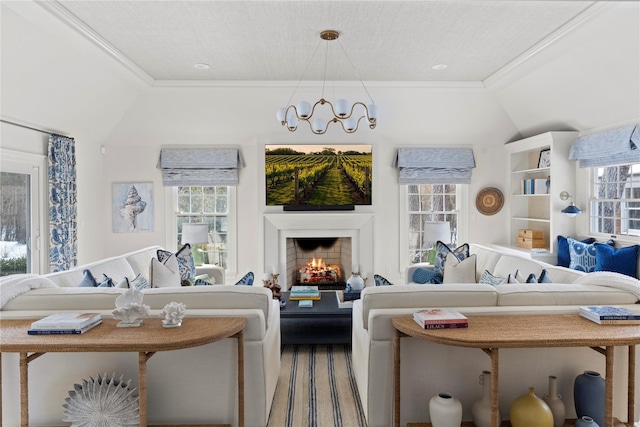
[286,237,351,290]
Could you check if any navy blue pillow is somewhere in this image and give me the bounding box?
[557,235,595,268]
[595,243,639,278]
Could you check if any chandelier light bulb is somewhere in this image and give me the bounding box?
[276,30,377,135]
[296,101,312,118]
[335,99,350,117]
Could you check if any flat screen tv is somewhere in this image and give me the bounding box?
[265,144,372,209]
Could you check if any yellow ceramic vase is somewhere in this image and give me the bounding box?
[510,387,554,427]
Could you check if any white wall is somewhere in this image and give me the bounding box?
[2,1,639,282]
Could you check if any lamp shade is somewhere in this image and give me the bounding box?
[423,221,451,245]
[181,223,209,245]
[561,203,582,217]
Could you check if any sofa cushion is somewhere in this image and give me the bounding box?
[493,255,544,280]
[479,270,505,286]
[124,246,160,280]
[594,243,639,278]
[443,254,476,283]
[1,287,126,311]
[568,237,614,272]
[150,256,181,287]
[543,266,585,284]
[411,268,441,284]
[557,236,595,268]
[434,242,469,279]
[469,244,503,282]
[496,283,638,306]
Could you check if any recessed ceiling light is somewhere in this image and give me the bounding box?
[194,63,210,70]
[432,64,448,70]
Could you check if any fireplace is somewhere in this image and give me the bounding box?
[263,213,374,291]
[286,237,351,289]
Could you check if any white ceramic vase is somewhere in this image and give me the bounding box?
[346,273,365,292]
[429,393,462,427]
[543,375,566,427]
[472,370,500,427]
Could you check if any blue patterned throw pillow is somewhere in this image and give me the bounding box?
[557,235,596,268]
[525,269,552,284]
[157,245,196,281]
[78,269,98,287]
[434,241,469,278]
[374,274,394,286]
[595,243,639,278]
[479,270,505,286]
[234,271,254,286]
[568,238,614,272]
[411,268,442,284]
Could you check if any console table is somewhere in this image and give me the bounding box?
[392,315,640,427]
[0,317,246,427]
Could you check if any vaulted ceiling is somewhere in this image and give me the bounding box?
[47,1,595,83]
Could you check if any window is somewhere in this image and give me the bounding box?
[407,184,459,264]
[0,150,46,275]
[176,186,229,268]
[590,163,640,237]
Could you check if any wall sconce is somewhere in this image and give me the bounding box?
[559,191,582,217]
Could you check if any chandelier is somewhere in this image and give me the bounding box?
[276,30,378,135]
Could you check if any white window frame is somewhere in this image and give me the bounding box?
[399,183,468,271]
[0,149,47,274]
[587,163,640,243]
[165,186,237,280]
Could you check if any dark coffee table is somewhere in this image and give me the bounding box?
[280,291,353,345]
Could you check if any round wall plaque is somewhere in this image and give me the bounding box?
[476,187,504,216]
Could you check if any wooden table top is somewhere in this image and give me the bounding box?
[392,315,640,348]
[0,317,246,353]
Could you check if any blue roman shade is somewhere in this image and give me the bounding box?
[569,124,640,168]
[157,148,245,186]
[394,148,476,184]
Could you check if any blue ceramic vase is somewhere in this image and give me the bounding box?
[574,371,605,427]
[575,416,600,427]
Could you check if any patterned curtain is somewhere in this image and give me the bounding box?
[48,135,77,272]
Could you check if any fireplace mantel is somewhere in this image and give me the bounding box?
[263,213,374,290]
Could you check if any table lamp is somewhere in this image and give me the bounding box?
[423,221,451,264]
[181,223,209,266]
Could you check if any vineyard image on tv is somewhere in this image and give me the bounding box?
[265,144,372,207]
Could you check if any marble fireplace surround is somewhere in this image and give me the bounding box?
[263,213,374,291]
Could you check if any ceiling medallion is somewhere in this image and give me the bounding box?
[276,30,378,135]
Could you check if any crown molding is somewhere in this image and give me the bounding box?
[36,0,155,86]
[151,80,486,89]
[484,2,608,88]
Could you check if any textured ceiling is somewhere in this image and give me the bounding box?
[52,0,595,83]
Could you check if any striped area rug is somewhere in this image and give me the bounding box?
[267,344,368,427]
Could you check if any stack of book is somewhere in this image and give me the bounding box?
[579,306,640,325]
[28,312,103,335]
[413,308,468,329]
[289,285,320,300]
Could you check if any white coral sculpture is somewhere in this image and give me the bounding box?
[119,185,146,231]
[112,287,150,327]
[160,302,186,327]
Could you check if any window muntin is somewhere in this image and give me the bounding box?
[590,163,640,237]
[176,186,229,268]
[407,184,458,264]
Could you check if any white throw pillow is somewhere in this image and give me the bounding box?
[150,256,181,288]
[443,254,477,284]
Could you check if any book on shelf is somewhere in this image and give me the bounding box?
[28,319,103,335]
[413,308,468,326]
[30,312,102,330]
[579,306,640,324]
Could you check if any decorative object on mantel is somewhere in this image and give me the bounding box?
[62,372,139,426]
[510,387,553,427]
[475,187,504,216]
[275,30,378,135]
[160,302,186,328]
[574,370,605,427]
[559,191,582,216]
[112,287,150,327]
[428,392,462,427]
[471,370,499,427]
[263,273,282,299]
[543,375,566,427]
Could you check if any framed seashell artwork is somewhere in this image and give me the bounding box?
[112,182,154,233]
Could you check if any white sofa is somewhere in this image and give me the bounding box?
[352,244,640,427]
[0,246,280,427]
